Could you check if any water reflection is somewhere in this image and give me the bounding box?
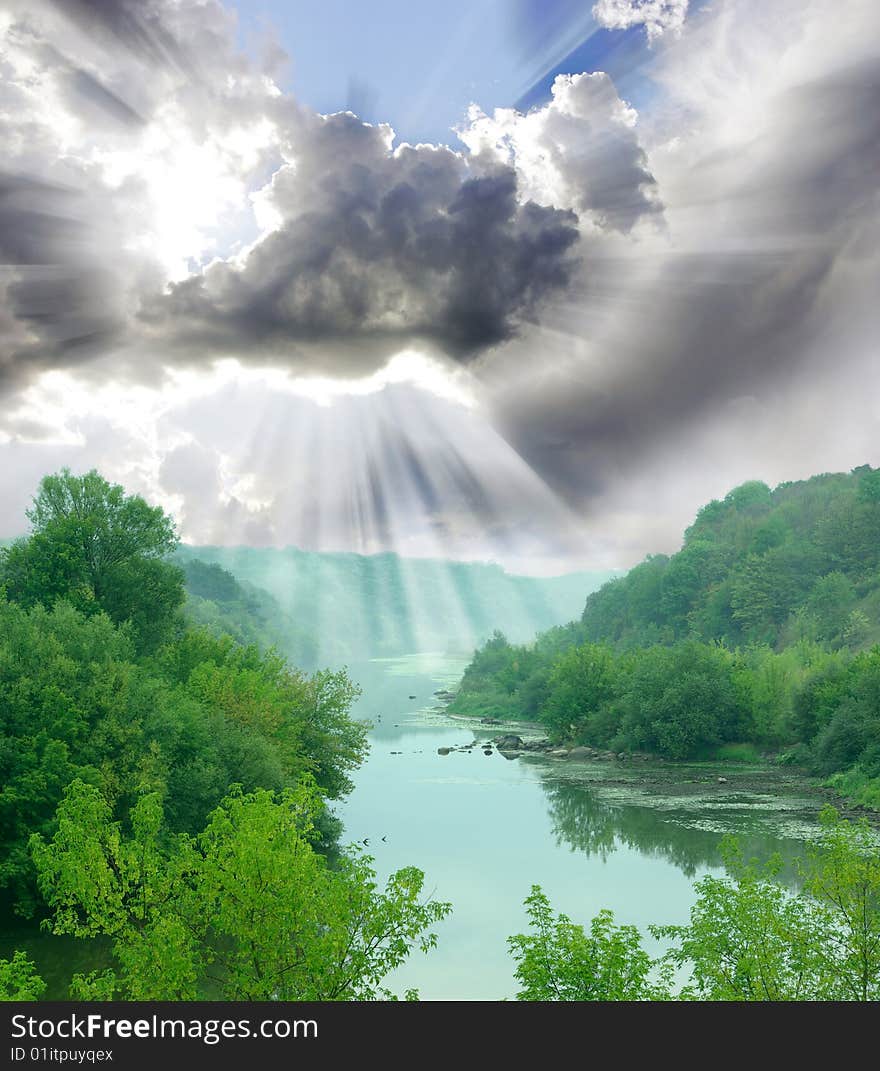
[541,774,809,885]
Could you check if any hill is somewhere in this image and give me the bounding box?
[450,465,880,807]
[579,466,880,651]
[175,545,618,668]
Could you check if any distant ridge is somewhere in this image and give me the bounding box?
[175,544,618,668]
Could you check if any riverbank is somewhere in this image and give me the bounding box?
[437,699,877,824]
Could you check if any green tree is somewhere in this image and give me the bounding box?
[801,806,880,1000]
[0,597,138,905]
[653,844,832,1000]
[804,572,856,644]
[26,469,178,596]
[541,643,618,743]
[2,469,183,652]
[724,480,773,516]
[1,530,95,614]
[654,811,880,1000]
[32,780,451,1001]
[856,467,880,504]
[31,782,204,1000]
[732,645,796,745]
[618,642,746,758]
[0,951,46,1000]
[508,885,666,1000]
[0,593,367,904]
[98,557,185,654]
[165,633,367,802]
[193,786,449,1000]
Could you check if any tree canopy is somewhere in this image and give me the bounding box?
[30,780,450,1000]
[2,468,183,653]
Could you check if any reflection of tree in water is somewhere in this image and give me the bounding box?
[542,777,806,884]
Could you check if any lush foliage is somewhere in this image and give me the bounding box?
[30,780,450,1000]
[0,596,367,909]
[452,466,880,802]
[510,809,880,1001]
[0,950,46,1000]
[581,468,880,651]
[509,886,665,1000]
[1,469,184,654]
[0,472,367,914]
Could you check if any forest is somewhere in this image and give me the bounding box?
[451,467,880,809]
[1,468,878,1001]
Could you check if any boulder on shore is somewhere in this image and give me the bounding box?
[437,747,451,756]
[568,746,594,759]
[495,734,523,750]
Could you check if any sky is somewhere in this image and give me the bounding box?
[0,0,878,575]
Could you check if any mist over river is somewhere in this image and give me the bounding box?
[339,653,828,1000]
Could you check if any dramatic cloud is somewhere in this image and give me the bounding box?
[141,119,581,364]
[0,0,665,389]
[592,1,689,41]
[142,71,662,366]
[459,71,661,232]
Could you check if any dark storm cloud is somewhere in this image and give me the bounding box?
[141,113,581,361]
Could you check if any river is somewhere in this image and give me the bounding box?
[338,653,827,1000]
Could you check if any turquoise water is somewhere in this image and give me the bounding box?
[338,654,824,1000]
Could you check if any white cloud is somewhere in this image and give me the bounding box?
[592,0,689,42]
[458,71,660,233]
